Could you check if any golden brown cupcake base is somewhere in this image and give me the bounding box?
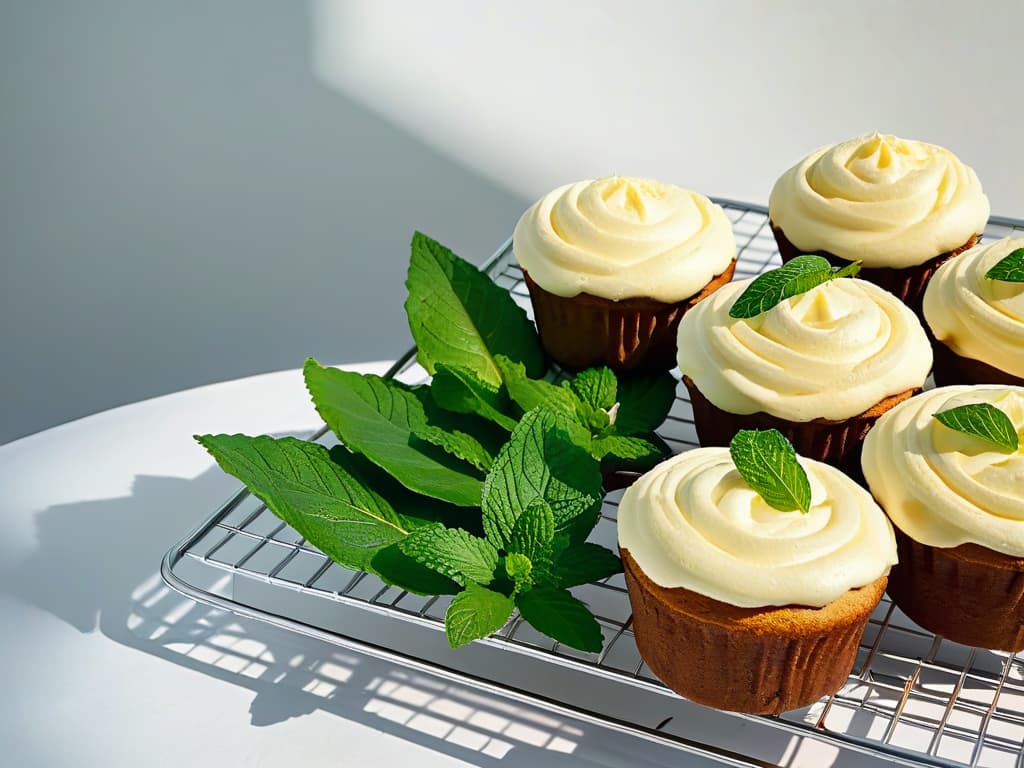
[523,259,737,373]
[931,337,1024,388]
[622,549,886,715]
[682,375,917,477]
[886,528,1024,652]
[770,223,978,315]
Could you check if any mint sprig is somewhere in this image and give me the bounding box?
[198,232,644,654]
[729,255,862,319]
[933,403,1020,452]
[496,355,674,469]
[985,247,1024,283]
[728,429,811,514]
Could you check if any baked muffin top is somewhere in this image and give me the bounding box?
[769,133,989,268]
[923,237,1024,378]
[513,177,735,302]
[862,385,1024,557]
[618,447,896,608]
[677,276,932,421]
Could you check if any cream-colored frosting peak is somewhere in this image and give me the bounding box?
[677,277,932,421]
[513,177,736,302]
[862,386,1024,556]
[618,447,897,608]
[769,134,990,268]
[923,237,1024,378]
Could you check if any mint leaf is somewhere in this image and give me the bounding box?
[371,544,462,595]
[728,429,811,514]
[398,523,499,586]
[197,435,413,572]
[495,355,580,420]
[591,434,668,466]
[516,587,603,652]
[985,247,1024,282]
[415,417,497,473]
[431,363,518,431]
[508,500,556,562]
[405,232,544,388]
[304,359,484,507]
[613,373,678,435]
[569,367,617,411]
[444,583,515,648]
[504,552,533,592]
[481,408,603,548]
[933,403,1020,452]
[554,543,622,589]
[729,255,862,319]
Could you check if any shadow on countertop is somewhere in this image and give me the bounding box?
[0,467,771,768]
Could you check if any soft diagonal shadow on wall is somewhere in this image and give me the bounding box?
[0,0,528,443]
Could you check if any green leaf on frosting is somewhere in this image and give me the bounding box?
[728,429,811,514]
[729,255,862,319]
[933,403,1020,452]
[985,247,1024,283]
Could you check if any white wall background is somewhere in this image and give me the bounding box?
[3,0,1023,443]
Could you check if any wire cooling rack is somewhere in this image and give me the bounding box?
[163,201,1024,768]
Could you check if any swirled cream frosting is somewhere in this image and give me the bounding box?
[769,134,989,268]
[677,277,932,421]
[512,177,736,302]
[923,237,1024,378]
[618,447,897,608]
[862,386,1024,556]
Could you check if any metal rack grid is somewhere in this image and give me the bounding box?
[163,201,1024,768]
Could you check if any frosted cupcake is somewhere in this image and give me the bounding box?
[862,386,1024,650]
[923,237,1024,386]
[513,177,737,372]
[677,271,932,472]
[619,445,896,714]
[769,133,990,312]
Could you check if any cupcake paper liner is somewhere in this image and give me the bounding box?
[683,375,916,477]
[622,548,886,715]
[523,260,736,373]
[931,337,1024,387]
[771,222,978,316]
[886,528,1024,652]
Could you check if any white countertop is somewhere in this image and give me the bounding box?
[0,363,893,768]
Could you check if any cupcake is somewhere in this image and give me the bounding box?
[862,386,1024,651]
[619,445,896,714]
[677,272,932,473]
[769,133,990,312]
[923,237,1024,386]
[513,177,737,372]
